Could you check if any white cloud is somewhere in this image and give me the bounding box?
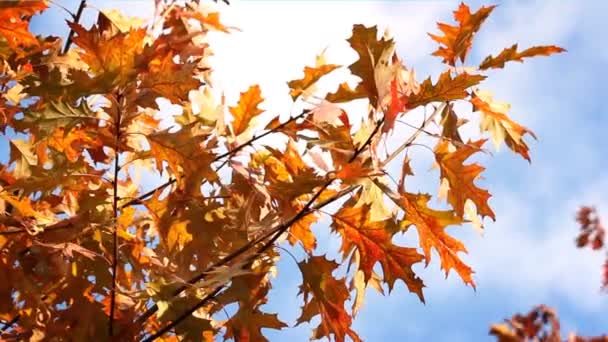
[468,184,608,312]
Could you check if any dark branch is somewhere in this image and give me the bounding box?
[62,0,86,54]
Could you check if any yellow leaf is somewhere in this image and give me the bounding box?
[102,9,145,33]
[3,83,25,104]
[471,89,537,161]
[167,220,192,252]
[229,85,264,136]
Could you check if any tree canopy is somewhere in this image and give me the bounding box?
[0,1,575,341]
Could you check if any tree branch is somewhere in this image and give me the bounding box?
[138,114,386,339]
[109,93,122,337]
[140,287,223,342]
[62,0,86,54]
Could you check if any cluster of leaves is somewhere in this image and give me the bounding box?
[490,304,608,342]
[0,1,564,341]
[490,209,608,342]
[576,206,608,289]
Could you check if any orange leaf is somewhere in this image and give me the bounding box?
[0,1,47,49]
[479,43,566,70]
[470,89,537,161]
[407,71,485,109]
[229,85,265,136]
[435,139,495,220]
[297,256,362,342]
[288,64,340,100]
[331,203,425,299]
[69,12,147,86]
[428,2,495,66]
[377,180,474,287]
[287,203,318,253]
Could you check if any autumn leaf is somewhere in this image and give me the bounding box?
[407,71,485,108]
[229,85,265,136]
[429,2,495,66]
[287,209,317,253]
[139,53,203,106]
[288,54,340,100]
[470,89,537,161]
[479,43,566,70]
[325,82,368,103]
[346,24,394,107]
[18,100,98,137]
[219,273,286,342]
[0,1,47,49]
[489,305,562,342]
[376,180,474,287]
[435,139,495,220]
[297,256,362,342]
[439,103,466,144]
[331,202,425,300]
[101,9,146,33]
[147,123,217,192]
[9,139,37,178]
[69,12,147,86]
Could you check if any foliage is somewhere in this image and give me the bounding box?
[0,1,565,341]
[490,209,608,341]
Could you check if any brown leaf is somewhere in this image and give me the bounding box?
[346,24,394,107]
[407,71,485,108]
[325,82,368,103]
[479,43,566,70]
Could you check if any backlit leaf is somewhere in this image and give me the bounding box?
[479,43,566,70]
[229,85,265,137]
[429,3,495,66]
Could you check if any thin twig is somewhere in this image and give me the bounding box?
[109,93,122,337]
[140,287,223,342]
[382,102,446,167]
[215,110,309,160]
[0,315,19,335]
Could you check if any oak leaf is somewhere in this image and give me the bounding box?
[471,89,537,161]
[229,85,265,137]
[435,139,495,220]
[429,3,495,66]
[69,12,147,86]
[377,180,474,287]
[331,202,425,299]
[0,1,47,49]
[288,58,340,100]
[297,256,362,342]
[407,71,485,108]
[346,24,394,107]
[479,43,566,70]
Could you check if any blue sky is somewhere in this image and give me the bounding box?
[31,1,608,341]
